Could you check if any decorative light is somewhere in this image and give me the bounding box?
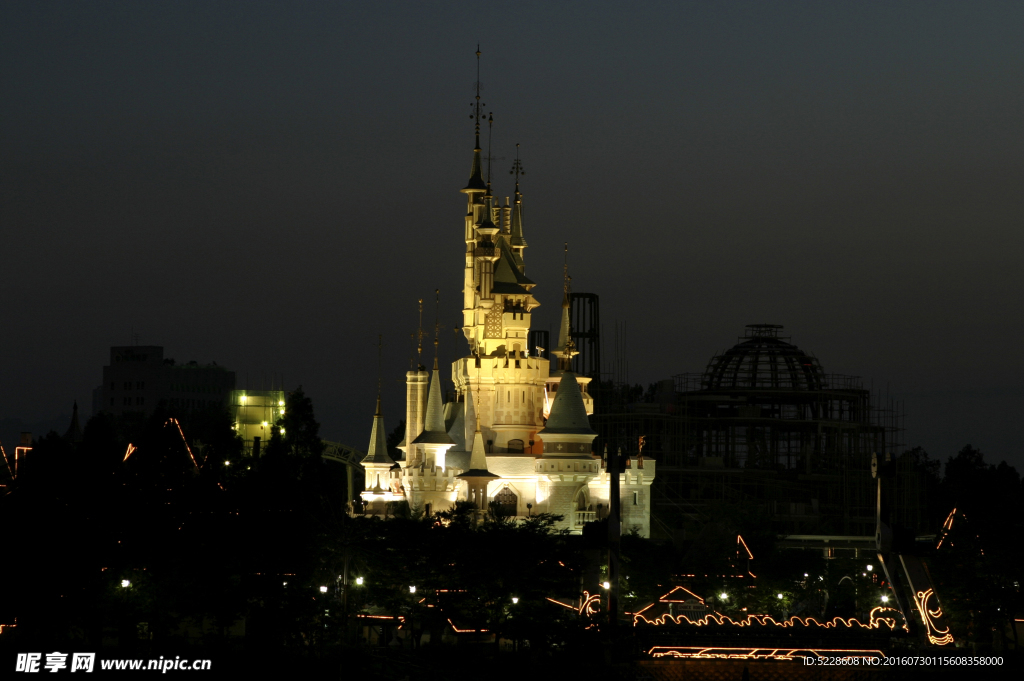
[512,597,519,604]
[278,400,285,406]
[777,594,784,600]
[866,564,874,571]
[409,586,416,594]
[283,582,288,586]
[881,595,889,603]
[804,573,809,578]
[719,593,728,600]
[355,577,364,586]
[602,581,611,590]
[224,460,230,466]
[280,428,285,434]
[319,586,328,593]
[262,421,268,427]
[240,395,247,404]
[121,579,131,588]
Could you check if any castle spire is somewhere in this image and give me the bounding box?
[462,46,487,193]
[553,243,578,371]
[458,380,498,481]
[509,144,527,249]
[432,289,441,371]
[361,337,395,467]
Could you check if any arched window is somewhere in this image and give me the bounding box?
[492,487,518,517]
[507,439,524,453]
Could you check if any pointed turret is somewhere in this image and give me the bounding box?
[360,391,403,513]
[463,144,487,192]
[445,400,466,452]
[538,371,596,457]
[509,144,528,260]
[412,369,455,445]
[462,48,488,194]
[477,193,499,233]
[540,372,596,436]
[63,401,83,444]
[551,244,578,371]
[510,185,526,248]
[361,396,395,467]
[459,430,499,480]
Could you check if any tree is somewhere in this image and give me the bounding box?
[276,389,324,459]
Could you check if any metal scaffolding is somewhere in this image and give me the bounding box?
[588,325,917,537]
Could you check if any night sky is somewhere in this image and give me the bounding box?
[3,2,1022,469]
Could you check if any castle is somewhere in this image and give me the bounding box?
[358,66,655,536]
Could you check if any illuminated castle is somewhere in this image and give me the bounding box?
[359,57,655,535]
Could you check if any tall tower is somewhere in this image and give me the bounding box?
[377,49,653,536]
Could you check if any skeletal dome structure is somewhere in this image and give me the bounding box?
[703,324,826,391]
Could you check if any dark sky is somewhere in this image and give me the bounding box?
[2,2,1022,469]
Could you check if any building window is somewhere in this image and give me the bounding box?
[507,439,524,453]
[633,491,639,506]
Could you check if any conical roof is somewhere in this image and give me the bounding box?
[457,430,499,479]
[462,145,487,192]
[539,372,595,435]
[413,369,455,445]
[63,401,83,444]
[361,397,395,466]
[446,401,466,452]
[491,240,535,294]
[510,193,527,247]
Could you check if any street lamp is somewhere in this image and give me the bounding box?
[881,595,889,603]
[121,579,131,588]
[719,592,728,600]
[511,597,519,604]
[777,593,784,600]
[409,585,416,594]
[319,586,328,593]
[866,564,874,571]
[602,581,610,590]
[355,577,364,586]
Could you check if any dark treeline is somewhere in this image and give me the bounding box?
[1,392,1022,671]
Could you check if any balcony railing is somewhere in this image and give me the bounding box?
[574,510,596,527]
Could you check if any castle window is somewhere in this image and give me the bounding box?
[633,491,639,506]
[507,439,524,453]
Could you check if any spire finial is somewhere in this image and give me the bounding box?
[474,45,482,148]
[486,112,494,189]
[416,298,425,369]
[563,242,572,306]
[463,47,488,193]
[375,334,384,416]
[560,243,577,369]
[510,143,524,194]
[433,289,441,371]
